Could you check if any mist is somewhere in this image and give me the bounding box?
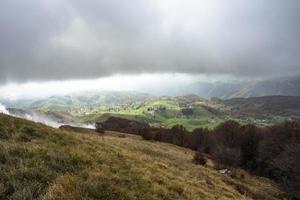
[0,103,9,115]
[0,102,95,129]
[0,73,234,100]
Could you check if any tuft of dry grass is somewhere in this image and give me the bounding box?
[0,114,283,199]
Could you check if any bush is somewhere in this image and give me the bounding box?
[95,122,104,133]
[193,152,207,165]
[213,146,241,167]
[141,127,169,142]
[141,129,154,140]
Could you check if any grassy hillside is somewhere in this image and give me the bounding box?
[0,114,283,199]
[30,91,152,114]
[223,96,300,126]
[79,96,225,131]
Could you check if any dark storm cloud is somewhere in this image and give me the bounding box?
[0,0,299,83]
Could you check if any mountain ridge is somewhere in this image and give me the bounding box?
[190,75,300,99]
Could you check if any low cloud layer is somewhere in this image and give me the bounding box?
[0,0,299,84]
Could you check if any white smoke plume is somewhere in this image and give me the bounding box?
[0,103,9,115]
[0,102,95,129]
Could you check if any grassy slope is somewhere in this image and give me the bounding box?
[80,98,224,131]
[16,93,300,131]
[0,114,282,200]
[31,95,193,129]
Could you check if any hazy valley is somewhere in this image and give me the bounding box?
[1,0,300,199]
[2,89,300,131]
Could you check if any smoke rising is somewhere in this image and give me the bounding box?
[0,103,9,115]
[0,102,95,129]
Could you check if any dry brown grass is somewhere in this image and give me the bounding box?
[0,114,283,199]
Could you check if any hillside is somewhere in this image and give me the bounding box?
[0,114,283,199]
[200,75,300,99]
[223,96,300,115]
[3,92,300,131]
[221,96,300,125]
[2,92,225,131]
[79,96,225,131]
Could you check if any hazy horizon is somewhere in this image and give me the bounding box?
[1,0,300,98]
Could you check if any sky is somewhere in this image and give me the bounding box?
[0,0,300,97]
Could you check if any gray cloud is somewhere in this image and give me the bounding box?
[0,0,299,84]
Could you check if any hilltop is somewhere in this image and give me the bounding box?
[0,114,283,199]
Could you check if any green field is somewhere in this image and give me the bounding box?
[75,97,225,131]
[7,92,300,131]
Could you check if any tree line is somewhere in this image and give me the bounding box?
[96,117,300,198]
[141,120,300,198]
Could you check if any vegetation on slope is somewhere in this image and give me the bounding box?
[5,92,300,131]
[80,96,225,131]
[139,120,300,198]
[0,114,282,199]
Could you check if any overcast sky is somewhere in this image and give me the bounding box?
[0,0,300,85]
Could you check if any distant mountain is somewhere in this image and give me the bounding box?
[223,95,300,117]
[2,91,153,112]
[190,75,300,99]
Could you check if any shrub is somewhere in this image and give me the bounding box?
[141,127,168,142]
[239,124,260,168]
[95,122,105,133]
[141,130,154,141]
[213,146,241,167]
[203,146,211,154]
[193,152,207,165]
